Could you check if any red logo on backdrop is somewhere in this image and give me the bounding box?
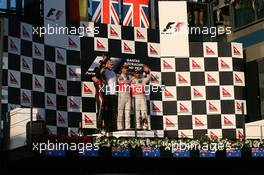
[96,40,105,50]
[238,130,244,140]
[152,103,161,112]
[233,46,241,56]
[57,50,64,61]
[22,26,30,38]
[57,82,65,92]
[207,74,217,83]
[222,88,231,97]
[123,42,132,52]
[165,118,175,127]
[58,113,65,124]
[46,8,63,21]
[192,60,201,69]
[136,29,145,39]
[69,38,77,48]
[174,22,184,32]
[69,99,79,109]
[84,84,93,94]
[70,130,77,136]
[46,64,54,75]
[82,24,93,34]
[178,74,188,84]
[193,88,203,97]
[162,22,184,34]
[210,131,218,140]
[82,23,88,29]
[195,117,204,126]
[10,73,18,84]
[36,113,43,120]
[22,92,30,103]
[22,58,30,70]
[34,77,42,89]
[10,39,18,51]
[209,102,218,111]
[110,26,119,37]
[164,89,173,98]
[151,74,159,84]
[205,46,215,55]
[236,102,242,111]
[224,116,233,125]
[163,60,173,70]
[235,74,243,83]
[84,114,93,125]
[46,95,54,106]
[149,45,158,55]
[47,128,52,134]
[180,132,188,138]
[220,59,230,69]
[179,103,189,112]
[9,105,16,110]
[69,68,78,78]
[34,46,42,57]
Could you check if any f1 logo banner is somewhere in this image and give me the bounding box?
[158,1,189,57]
[44,0,66,47]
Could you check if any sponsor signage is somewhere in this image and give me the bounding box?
[158,1,189,57]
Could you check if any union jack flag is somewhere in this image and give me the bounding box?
[122,0,150,28]
[91,0,120,25]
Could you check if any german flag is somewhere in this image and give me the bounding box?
[69,0,88,21]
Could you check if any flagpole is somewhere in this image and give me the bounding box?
[261,125,263,141]
[242,102,246,140]
[120,0,123,25]
[150,0,156,29]
[30,90,33,145]
[133,97,137,138]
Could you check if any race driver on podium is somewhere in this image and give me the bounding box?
[117,64,132,130]
[131,65,151,130]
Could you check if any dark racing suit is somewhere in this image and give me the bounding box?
[92,67,105,129]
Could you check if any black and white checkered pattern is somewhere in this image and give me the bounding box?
[1,19,246,139]
[160,42,246,139]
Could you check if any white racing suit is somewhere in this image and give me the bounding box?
[131,73,151,130]
[117,74,131,130]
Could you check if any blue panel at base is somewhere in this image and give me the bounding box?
[142,147,160,158]
[112,147,131,157]
[173,149,190,158]
[252,148,264,158]
[200,150,216,158]
[45,150,66,157]
[79,149,99,157]
[226,149,242,158]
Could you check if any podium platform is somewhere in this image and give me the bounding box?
[92,130,164,138]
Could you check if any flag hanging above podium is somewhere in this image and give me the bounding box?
[69,0,88,21]
[122,0,150,28]
[91,0,121,25]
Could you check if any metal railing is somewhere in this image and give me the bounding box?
[0,0,212,28]
[230,0,264,31]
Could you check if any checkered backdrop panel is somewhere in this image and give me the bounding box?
[2,18,83,136]
[161,42,246,139]
[80,23,246,139]
[1,18,246,139]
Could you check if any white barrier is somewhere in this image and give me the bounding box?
[9,108,37,150]
[245,120,264,139]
